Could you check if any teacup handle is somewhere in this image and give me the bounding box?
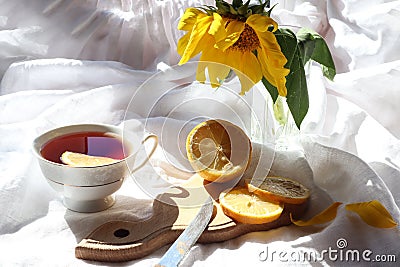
[130,134,158,174]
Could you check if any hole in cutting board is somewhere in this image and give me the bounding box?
[114,229,130,238]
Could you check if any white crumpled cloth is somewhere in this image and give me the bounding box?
[1,0,400,266]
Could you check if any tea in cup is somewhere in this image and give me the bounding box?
[32,124,158,212]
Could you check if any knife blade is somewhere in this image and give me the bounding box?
[156,196,214,267]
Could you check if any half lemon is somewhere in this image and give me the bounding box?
[186,119,251,183]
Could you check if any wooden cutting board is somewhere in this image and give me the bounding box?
[75,174,308,262]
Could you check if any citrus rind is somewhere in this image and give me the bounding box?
[219,187,284,224]
[186,119,251,183]
[245,176,310,204]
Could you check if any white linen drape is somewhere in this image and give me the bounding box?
[1,0,399,266]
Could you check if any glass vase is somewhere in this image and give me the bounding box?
[272,95,301,151]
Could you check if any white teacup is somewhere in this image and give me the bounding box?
[32,124,158,212]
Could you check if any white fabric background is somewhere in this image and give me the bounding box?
[1,0,400,266]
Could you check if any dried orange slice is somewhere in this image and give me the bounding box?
[219,187,284,224]
[245,176,310,204]
[186,119,251,183]
[61,151,118,167]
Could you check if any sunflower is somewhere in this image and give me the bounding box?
[177,5,289,96]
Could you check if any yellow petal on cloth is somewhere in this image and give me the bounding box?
[246,14,277,33]
[291,202,343,226]
[256,31,289,96]
[178,8,204,31]
[208,13,226,43]
[215,20,245,51]
[179,15,214,65]
[345,200,398,228]
[228,50,262,95]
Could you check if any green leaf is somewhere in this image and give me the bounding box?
[232,0,243,8]
[238,0,250,15]
[296,31,315,65]
[262,77,278,102]
[297,28,336,81]
[229,5,238,14]
[215,0,231,14]
[265,3,276,16]
[249,5,262,14]
[274,28,309,129]
[249,0,270,15]
[261,28,335,129]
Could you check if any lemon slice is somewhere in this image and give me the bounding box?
[219,187,284,224]
[60,151,118,167]
[186,119,251,183]
[245,176,310,204]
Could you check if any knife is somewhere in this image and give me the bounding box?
[156,196,214,267]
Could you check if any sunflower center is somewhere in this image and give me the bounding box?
[230,24,260,52]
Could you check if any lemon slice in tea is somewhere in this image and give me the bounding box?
[219,187,284,224]
[186,119,251,183]
[245,176,310,204]
[61,151,118,167]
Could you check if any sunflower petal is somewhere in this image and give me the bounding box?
[177,32,190,56]
[197,45,230,87]
[208,13,226,43]
[179,16,213,65]
[257,48,276,85]
[276,76,289,97]
[178,8,204,31]
[195,35,214,83]
[256,31,290,96]
[246,14,278,32]
[207,62,231,88]
[215,20,245,51]
[291,202,342,226]
[228,50,262,94]
[239,52,263,94]
[345,200,398,228]
[196,61,207,84]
